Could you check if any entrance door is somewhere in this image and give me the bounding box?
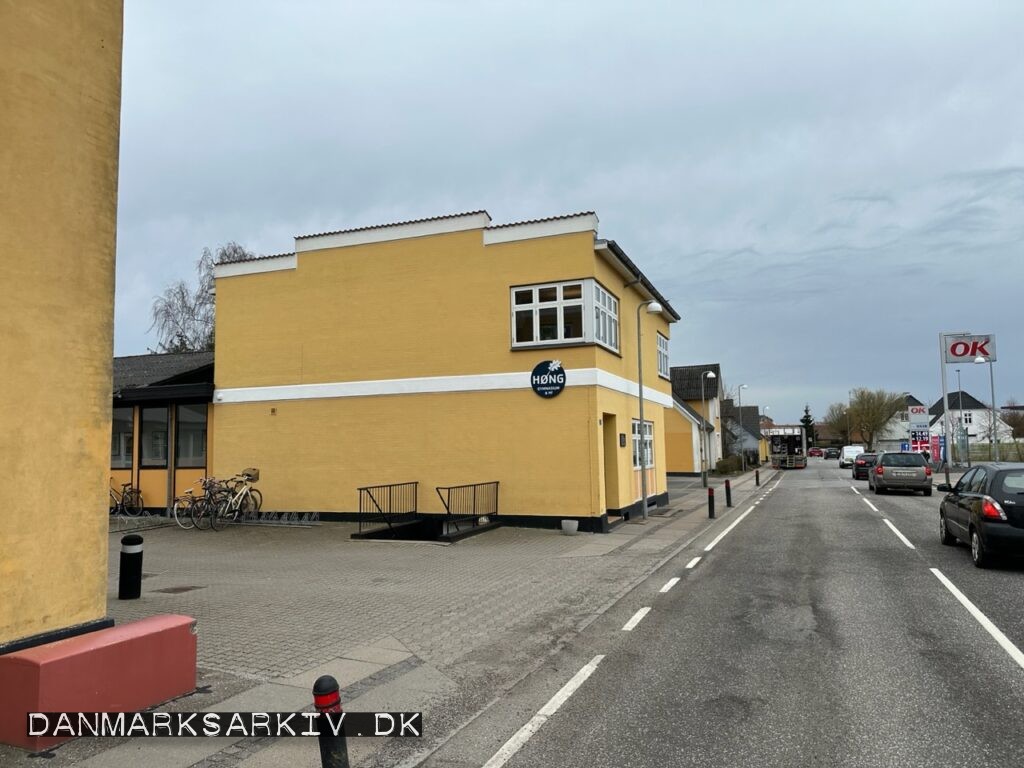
[602,414,620,515]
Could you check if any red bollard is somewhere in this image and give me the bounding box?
[708,487,715,519]
[313,675,350,768]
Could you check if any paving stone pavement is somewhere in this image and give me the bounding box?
[2,467,771,767]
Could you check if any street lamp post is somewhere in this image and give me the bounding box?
[636,299,662,520]
[955,368,968,468]
[737,384,748,472]
[975,354,999,461]
[700,370,717,488]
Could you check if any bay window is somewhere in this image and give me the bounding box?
[511,279,619,352]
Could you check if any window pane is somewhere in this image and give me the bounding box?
[563,305,583,339]
[539,307,559,340]
[514,289,533,305]
[515,310,534,343]
[538,286,558,302]
[176,404,207,469]
[563,283,582,300]
[111,407,133,469]
[140,407,168,467]
[610,318,618,349]
[594,306,603,341]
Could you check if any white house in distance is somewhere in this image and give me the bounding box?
[929,390,1013,445]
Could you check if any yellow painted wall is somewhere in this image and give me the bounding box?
[665,408,698,473]
[595,387,667,511]
[215,230,603,388]
[0,1,123,644]
[213,388,599,517]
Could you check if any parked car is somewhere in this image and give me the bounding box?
[852,453,878,480]
[869,451,932,495]
[808,447,823,457]
[937,463,1024,567]
[824,447,840,460]
[839,445,865,468]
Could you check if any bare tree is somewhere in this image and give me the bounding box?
[150,242,254,352]
[822,402,851,444]
[1002,401,1024,461]
[849,388,906,450]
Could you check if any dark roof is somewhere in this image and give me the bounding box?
[601,240,681,322]
[905,394,925,407]
[296,210,491,241]
[670,363,721,400]
[113,352,214,392]
[673,397,714,431]
[721,400,763,440]
[485,211,595,230]
[930,390,989,415]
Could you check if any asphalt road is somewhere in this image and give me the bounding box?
[423,459,1024,768]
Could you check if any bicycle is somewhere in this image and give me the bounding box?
[212,471,262,531]
[172,480,213,530]
[192,477,228,531]
[109,480,144,517]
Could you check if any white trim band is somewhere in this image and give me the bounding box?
[214,368,674,407]
[483,213,599,245]
[213,254,297,279]
[297,212,491,252]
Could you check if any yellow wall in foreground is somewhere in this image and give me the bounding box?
[214,388,607,517]
[0,1,123,644]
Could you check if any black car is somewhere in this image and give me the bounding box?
[824,447,840,459]
[938,462,1024,567]
[852,453,877,480]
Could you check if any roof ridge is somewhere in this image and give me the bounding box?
[486,211,596,230]
[296,210,491,240]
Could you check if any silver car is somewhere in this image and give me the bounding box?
[869,451,933,496]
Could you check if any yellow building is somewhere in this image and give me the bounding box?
[665,364,723,475]
[1,1,123,648]
[211,211,679,531]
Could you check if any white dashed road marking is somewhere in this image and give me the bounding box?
[882,518,915,549]
[685,557,702,569]
[482,655,606,768]
[931,569,1024,670]
[660,578,680,593]
[622,607,651,631]
[704,507,755,552]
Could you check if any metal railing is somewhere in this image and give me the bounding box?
[357,482,419,533]
[435,481,499,534]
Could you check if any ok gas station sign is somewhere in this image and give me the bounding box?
[943,334,996,363]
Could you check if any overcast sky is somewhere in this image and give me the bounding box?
[115,1,1024,423]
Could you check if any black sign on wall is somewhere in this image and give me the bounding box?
[531,360,566,398]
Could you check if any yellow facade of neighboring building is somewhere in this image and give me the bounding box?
[664,402,704,475]
[212,212,679,528]
[0,1,123,646]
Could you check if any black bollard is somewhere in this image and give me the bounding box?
[313,675,350,768]
[118,534,143,600]
[755,469,760,487]
[708,488,715,519]
[725,479,733,508]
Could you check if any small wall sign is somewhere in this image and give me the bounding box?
[531,360,566,398]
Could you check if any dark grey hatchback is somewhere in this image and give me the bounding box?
[938,462,1024,567]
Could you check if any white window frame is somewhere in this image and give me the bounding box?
[963,411,973,425]
[592,281,619,353]
[656,333,670,379]
[510,279,620,352]
[631,419,654,469]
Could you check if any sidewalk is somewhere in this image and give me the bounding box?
[4,467,773,767]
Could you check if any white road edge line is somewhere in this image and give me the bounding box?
[863,499,879,513]
[704,507,755,552]
[930,569,1024,670]
[685,556,702,569]
[850,486,861,495]
[622,607,652,631]
[660,577,680,593]
[481,654,606,768]
[882,518,915,549]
